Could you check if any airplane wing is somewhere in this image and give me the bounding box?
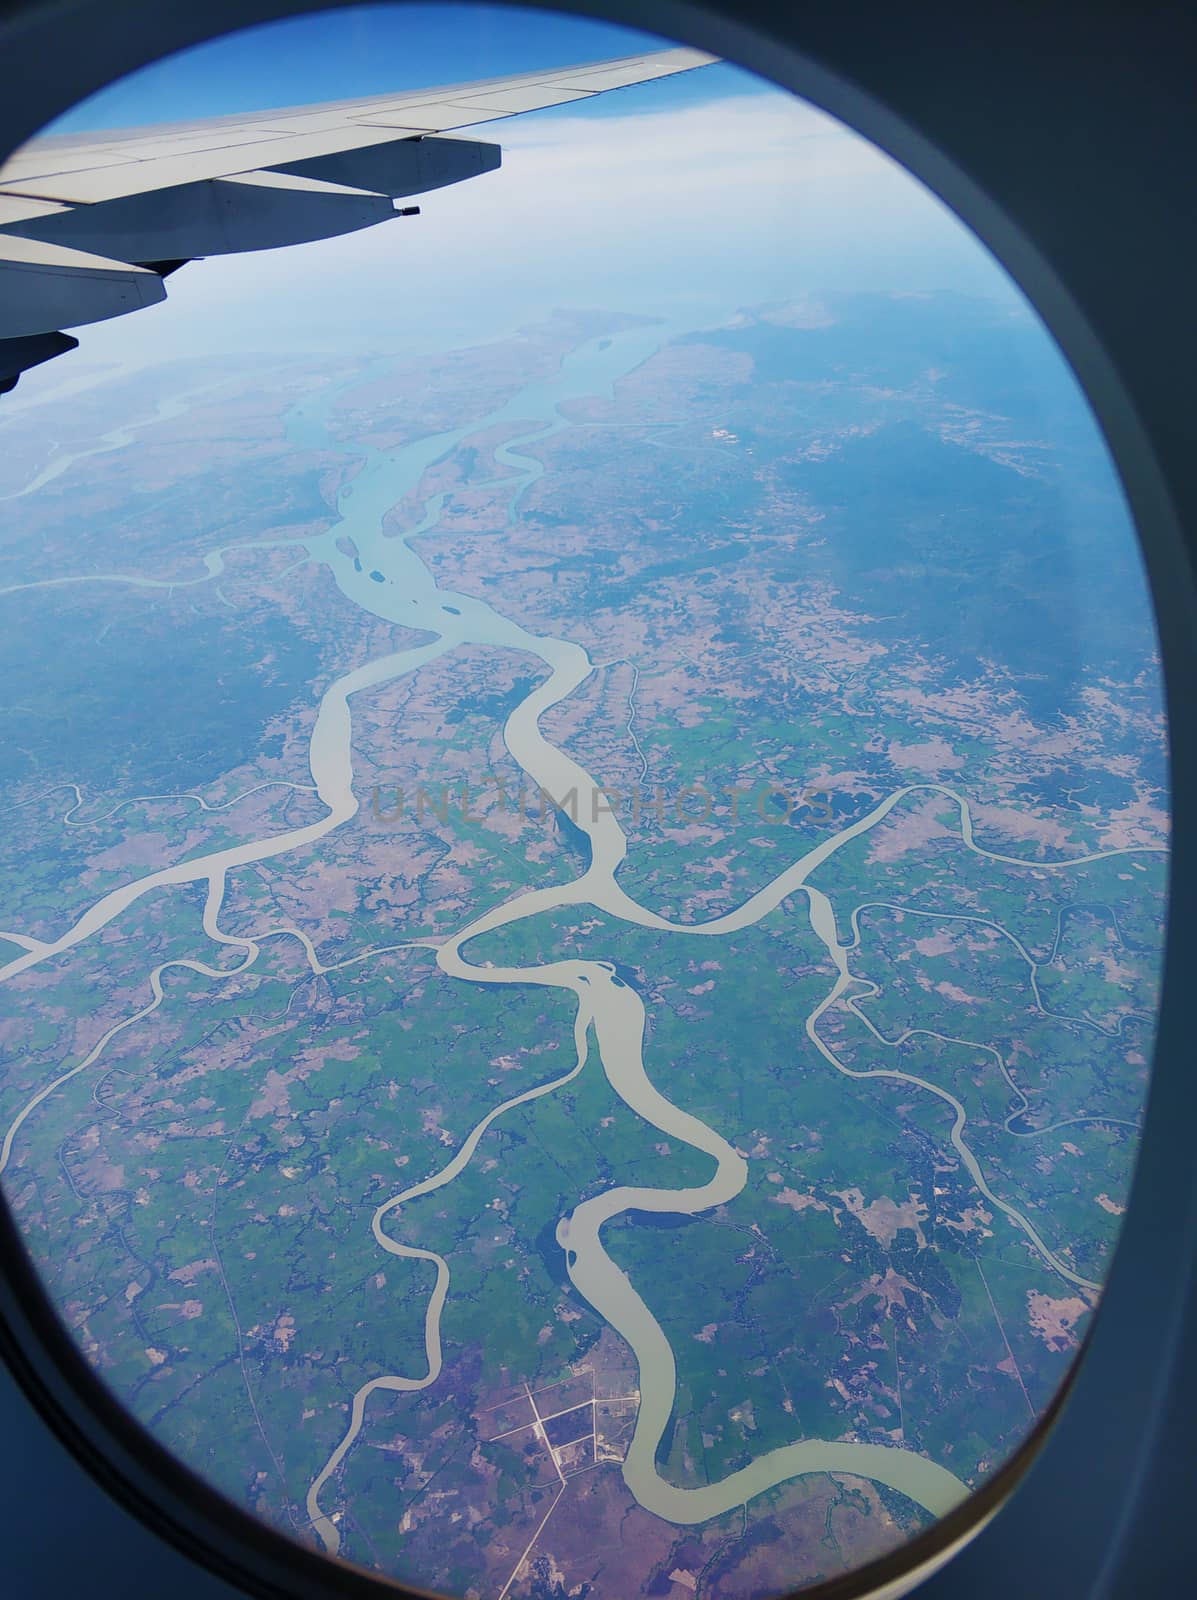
[0,45,717,392]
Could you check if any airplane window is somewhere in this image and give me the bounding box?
[0,4,1169,1598]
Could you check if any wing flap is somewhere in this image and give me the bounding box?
[0,236,164,339]
[0,195,69,225]
[3,170,401,265]
[0,331,80,395]
[273,136,500,200]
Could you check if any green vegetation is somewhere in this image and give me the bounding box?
[0,295,1168,1596]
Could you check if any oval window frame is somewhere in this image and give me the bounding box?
[0,4,1191,1599]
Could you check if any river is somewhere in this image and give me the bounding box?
[0,320,1165,1554]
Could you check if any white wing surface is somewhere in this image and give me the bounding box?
[0,46,716,390]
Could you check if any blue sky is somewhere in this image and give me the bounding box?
[21,2,1028,383]
[51,4,751,132]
